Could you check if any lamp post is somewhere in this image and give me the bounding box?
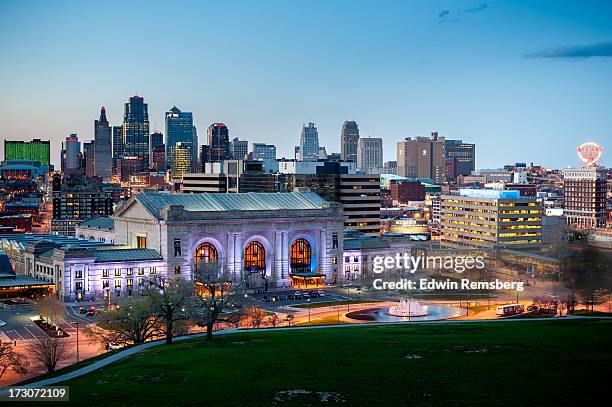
[307,298,311,323]
[72,321,79,362]
[346,285,350,312]
[272,297,276,314]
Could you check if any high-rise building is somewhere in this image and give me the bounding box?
[397,132,445,184]
[93,107,112,180]
[207,123,230,162]
[281,169,380,236]
[340,120,359,162]
[150,131,164,149]
[171,142,191,179]
[230,138,249,160]
[112,125,124,161]
[51,175,118,236]
[62,134,81,171]
[165,106,196,166]
[151,145,166,172]
[444,139,475,178]
[4,139,51,166]
[383,160,398,175]
[440,189,542,249]
[252,143,277,161]
[300,122,319,162]
[83,141,95,177]
[357,137,383,174]
[118,157,140,183]
[562,167,607,229]
[191,126,198,171]
[122,95,150,170]
[339,174,381,236]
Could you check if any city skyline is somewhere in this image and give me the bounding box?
[0,0,611,168]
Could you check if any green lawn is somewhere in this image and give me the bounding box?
[36,320,612,407]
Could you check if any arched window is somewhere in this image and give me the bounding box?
[244,241,266,272]
[193,242,218,273]
[290,238,312,273]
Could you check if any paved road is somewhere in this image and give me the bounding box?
[0,304,95,342]
[2,315,607,393]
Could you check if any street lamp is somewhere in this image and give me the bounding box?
[272,297,276,314]
[346,285,350,312]
[307,298,311,323]
[72,321,79,362]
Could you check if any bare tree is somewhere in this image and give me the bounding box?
[0,342,29,380]
[557,294,577,316]
[28,337,71,374]
[86,298,160,346]
[34,297,65,326]
[245,306,265,328]
[268,313,280,328]
[577,288,610,313]
[144,276,194,345]
[192,261,246,341]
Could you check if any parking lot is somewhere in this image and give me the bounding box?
[0,303,96,342]
[251,288,351,310]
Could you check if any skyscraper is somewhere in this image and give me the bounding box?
[357,137,383,174]
[83,140,95,177]
[122,95,150,170]
[444,139,475,177]
[207,123,230,162]
[252,143,277,161]
[165,106,196,167]
[112,125,123,178]
[171,142,191,179]
[62,134,81,171]
[150,131,164,149]
[396,132,445,184]
[112,125,124,161]
[4,139,51,165]
[93,107,112,180]
[300,122,319,162]
[230,138,249,160]
[341,120,359,162]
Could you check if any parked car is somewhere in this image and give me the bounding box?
[86,310,97,316]
[107,342,123,350]
[279,295,287,301]
[309,291,319,298]
[78,306,88,314]
[287,294,295,300]
[317,289,325,297]
[262,296,271,302]
[302,292,311,300]
[527,305,538,312]
[294,292,303,299]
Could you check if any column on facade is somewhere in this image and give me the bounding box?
[274,231,283,282]
[281,231,289,281]
[230,233,243,283]
[318,229,328,280]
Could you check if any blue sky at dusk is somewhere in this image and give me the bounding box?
[0,0,610,168]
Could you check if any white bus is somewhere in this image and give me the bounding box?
[496,304,525,317]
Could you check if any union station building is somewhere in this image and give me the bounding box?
[113,191,345,289]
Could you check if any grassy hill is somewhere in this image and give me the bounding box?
[36,320,612,406]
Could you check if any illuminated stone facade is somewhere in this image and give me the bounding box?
[113,192,345,289]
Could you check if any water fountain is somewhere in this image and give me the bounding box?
[387,298,429,317]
